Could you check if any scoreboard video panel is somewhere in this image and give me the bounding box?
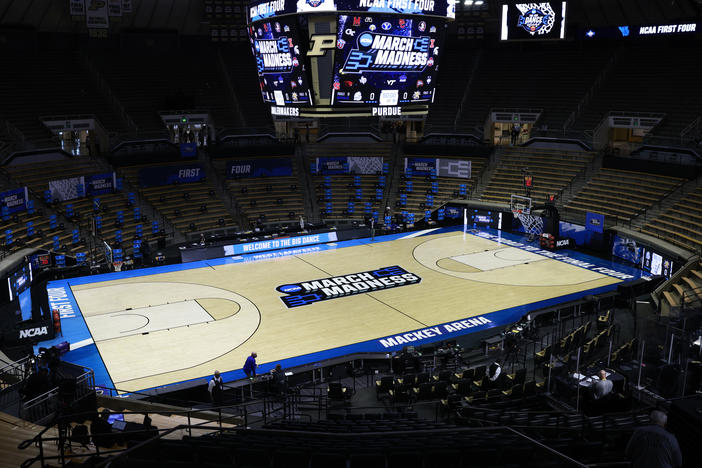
[331,15,444,106]
[500,2,567,41]
[248,19,313,106]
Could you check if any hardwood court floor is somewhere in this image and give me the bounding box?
[70,230,622,393]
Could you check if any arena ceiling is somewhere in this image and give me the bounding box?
[0,0,699,34]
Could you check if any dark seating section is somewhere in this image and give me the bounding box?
[215,157,305,227]
[481,147,594,206]
[220,43,274,128]
[454,43,612,131]
[88,42,240,134]
[565,167,683,224]
[573,42,702,136]
[458,405,648,464]
[397,155,486,219]
[0,45,123,143]
[460,406,648,431]
[111,418,603,468]
[642,186,702,253]
[424,45,479,130]
[120,163,237,234]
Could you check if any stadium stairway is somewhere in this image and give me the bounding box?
[557,151,604,208]
[198,151,239,224]
[0,412,59,467]
[480,147,595,207]
[640,183,702,254]
[382,146,404,211]
[292,147,317,223]
[630,176,702,232]
[425,44,480,131]
[118,163,238,237]
[655,258,702,317]
[214,153,306,228]
[563,167,684,227]
[470,146,504,200]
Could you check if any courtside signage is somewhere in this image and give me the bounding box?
[224,232,338,256]
[277,265,421,307]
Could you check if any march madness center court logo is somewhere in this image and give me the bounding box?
[277,266,421,308]
[516,3,555,36]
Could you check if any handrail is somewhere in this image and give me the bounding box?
[503,426,587,467]
[680,116,701,141]
[681,286,702,311]
[102,424,587,467]
[97,382,276,408]
[652,255,699,307]
[0,355,32,376]
[463,404,652,420]
[21,369,95,422]
[20,419,225,468]
[1,118,25,144]
[604,110,667,119]
[19,421,591,468]
[17,393,306,467]
[488,107,543,117]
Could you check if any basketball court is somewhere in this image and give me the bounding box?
[39,226,645,395]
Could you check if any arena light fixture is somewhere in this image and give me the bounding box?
[475,0,484,4]
[464,0,474,5]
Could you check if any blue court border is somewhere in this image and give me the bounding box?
[37,226,646,395]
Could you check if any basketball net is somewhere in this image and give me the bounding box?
[515,210,544,238]
[113,261,123,272]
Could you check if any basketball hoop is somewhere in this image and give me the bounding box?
[510,193,543,240]
[513,210,544,239]
[112,261,123,272]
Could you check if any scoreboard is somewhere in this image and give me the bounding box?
[249,18,313,106]
[331,15,443,107]
[246,0,454,118]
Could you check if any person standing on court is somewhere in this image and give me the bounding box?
[625,410,682,468]
[243,352,258,379]
[208,370,223,405]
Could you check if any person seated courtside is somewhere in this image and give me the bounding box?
[592,369,613,400]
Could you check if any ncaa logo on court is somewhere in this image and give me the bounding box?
[277,266,421,308]
[277,284,303,294]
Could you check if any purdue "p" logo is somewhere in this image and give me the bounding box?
[307,34,336,57]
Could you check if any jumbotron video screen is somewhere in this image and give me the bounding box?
[248,19,313,106]
[332,15,444,106]
[500,2,567,41]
